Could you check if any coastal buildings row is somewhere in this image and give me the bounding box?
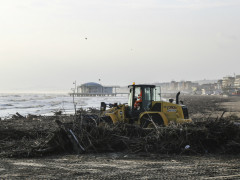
[70,74,240,97]
[156,75,240,95]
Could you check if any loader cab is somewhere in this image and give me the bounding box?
[128,84,161,112]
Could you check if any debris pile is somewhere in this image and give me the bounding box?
[65,119,240,155]
[0,115,68,158]
[2,117,239,158]
[1,95,240,158]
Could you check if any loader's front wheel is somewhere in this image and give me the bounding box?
[140,114,164,128]
[98,116,113,127]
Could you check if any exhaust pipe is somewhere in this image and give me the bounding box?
[100,102,106,111]
[176,91,180,104]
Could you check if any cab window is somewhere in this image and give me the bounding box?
[128,87,141,109]
[153,86,161,101]
[142,87,153,110]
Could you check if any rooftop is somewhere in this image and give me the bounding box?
[81,82,102,87]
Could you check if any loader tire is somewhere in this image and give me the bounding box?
[140,114,164,128]
[98,116,113,127]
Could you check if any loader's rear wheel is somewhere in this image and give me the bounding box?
[140,114,164,128]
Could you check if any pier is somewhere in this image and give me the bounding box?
[69,82,128,97]
[69,92,128,97]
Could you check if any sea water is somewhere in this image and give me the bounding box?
[0,93,128,118]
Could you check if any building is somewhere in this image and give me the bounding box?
[234,75,240,88]
[217,80,223,90]
[222,76,235,88]
[69,82,125,97]
[201,83,215,95]
[170,81,178,91]
[74,82,115,96]
[157,80,200,94]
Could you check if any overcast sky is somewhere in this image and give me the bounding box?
[0,0,240,92]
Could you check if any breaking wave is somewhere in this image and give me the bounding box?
[0,93,128,118]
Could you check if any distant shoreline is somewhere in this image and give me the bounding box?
[0,91,69,94]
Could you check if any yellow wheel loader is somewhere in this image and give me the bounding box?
[100,84,192,128]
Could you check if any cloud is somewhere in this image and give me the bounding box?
[3,0,240,11]
[216,32,239,48]
[175,0,240,9]
[119,0,240,10]
[216,32,238,41]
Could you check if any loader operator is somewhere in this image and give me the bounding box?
[134,91,142,109]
